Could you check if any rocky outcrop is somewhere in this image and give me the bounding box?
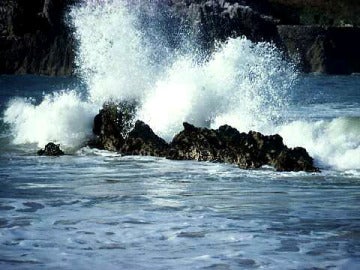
[0,0,75,75]
[89,104,319,172]
[268,0,360,26]
[169,0,280,49]
[278,25,360,74]
[1,0,359,75]
[168,122,318,172]
[169,0,360,74]
[121,120,169,157]
[91,102,136,151]
[37,142,64,156]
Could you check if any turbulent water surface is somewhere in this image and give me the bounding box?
[1,0,360,269]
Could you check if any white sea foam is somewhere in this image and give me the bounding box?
[71,0,154,103]
[3,0,360,171]
[138,38,297,139]
[278,117,360,170]
[3,91,97,149]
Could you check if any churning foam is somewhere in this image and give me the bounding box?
[138,38,297,139]
[3,91,97,148]
[71,0,155,103]
[278,117,360,171]
[3,0,360,171]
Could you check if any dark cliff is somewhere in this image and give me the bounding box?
[0,0,75,76]
[0,0,359,75]
[168,0,360,74]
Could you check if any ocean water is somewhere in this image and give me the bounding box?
[1,0,360,269]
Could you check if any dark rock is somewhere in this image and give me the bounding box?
[37,142,64,156]
[0,0,75,75]
[272,147,318,172]
[168,122,319,172]
[167,122,224,162]
[277,25,360,74]
[268,0,360,26]
[0,32,74,76]
[91,101,137,151]
[169,0,280,49]
[90,103,169,156]
[89,111,319,172]
[121,120,169,157]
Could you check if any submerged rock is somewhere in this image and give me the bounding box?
[37,142,64,156]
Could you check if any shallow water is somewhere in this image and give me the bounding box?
[0,152,359,270]
[0,74,360,269]
[1,1,360,267]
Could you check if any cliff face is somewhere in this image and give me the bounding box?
[278,25,360,74]
[0,0,74,76]
[168,0,360,74]
[268,0,360,26]
[0,0,359,75]
[169,0,280,48]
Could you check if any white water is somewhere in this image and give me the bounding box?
[3,0,360,171]
[279,117,360,171]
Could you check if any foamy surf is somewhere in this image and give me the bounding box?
[3,91,97,149]
[2,0,360,172]
[278,117,360,171]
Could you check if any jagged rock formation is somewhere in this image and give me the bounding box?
[91,102,136,151]
[167,122,318,172]
[277,25,360,74]
[89,104,319,172]
[168,0,360,74]
[0,0,75,75]
[120,120,169,157]
[37,142,65,156]
[0,0,359,75]
[169,0,280,49]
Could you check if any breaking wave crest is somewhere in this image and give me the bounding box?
[2,0,359,171]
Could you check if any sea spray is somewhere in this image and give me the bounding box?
[2,0,359,171]
[71,0,297,139]
[278,117,360,170]
[71,0,154,103]
[138,38,297,140]
[3,91,97,148]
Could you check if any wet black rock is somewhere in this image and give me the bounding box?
[167,122,319,172]
[37,142,64,156]
[121,120,169,157]
[89,105,318,172]
[91,102,137,151]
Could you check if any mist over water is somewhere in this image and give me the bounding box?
[2,0,360,171]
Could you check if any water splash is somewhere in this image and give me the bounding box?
[138,38,297,139]
[71,0,154,103]
[278,117,360,170]
[3,91,97,148]
[3,0,359,171]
